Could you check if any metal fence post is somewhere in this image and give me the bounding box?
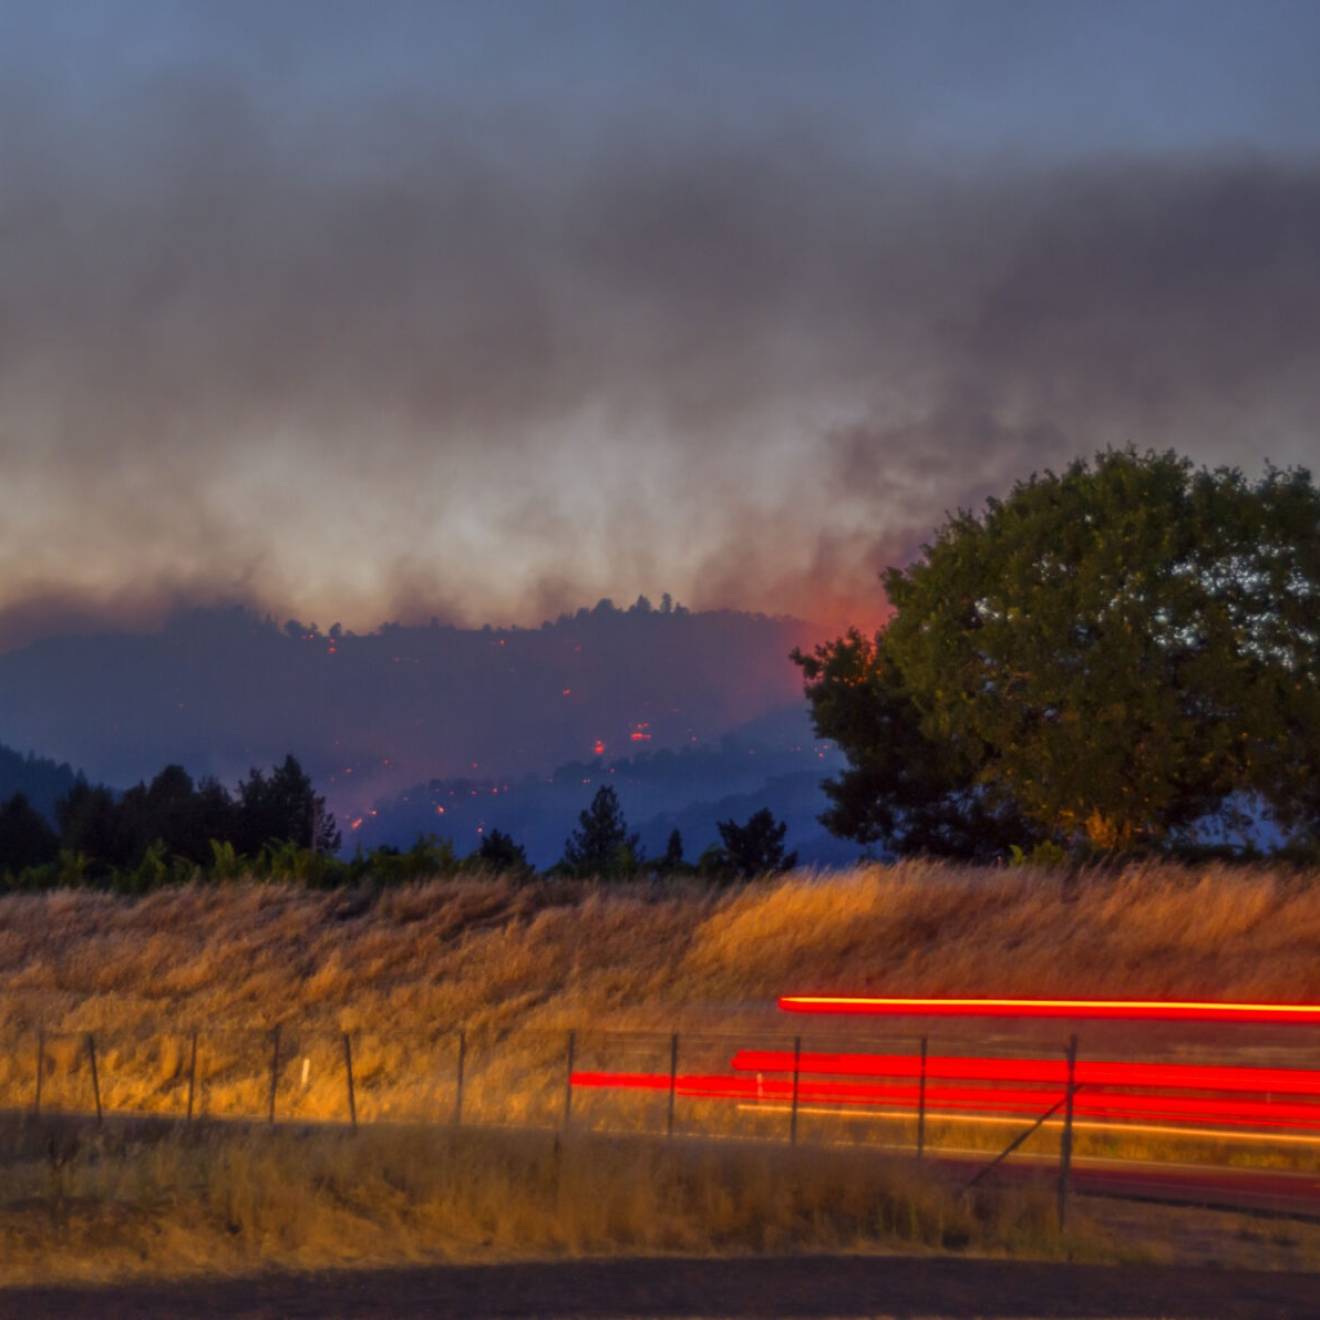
[343,1032,358,1130]
[666,1032,679,1138]
[563,1029,577,1130]
[86,1033,103,1126]
[267,1026,281,1125]
[453,1028,466,1127]
[917,1035,928,1158]
[186,1030,198,1121]
[33,1030,44,1116]
[1058,1034,1078,1231]
[789,1034,802,1145]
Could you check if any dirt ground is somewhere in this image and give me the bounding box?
[4,1254,1319,1319]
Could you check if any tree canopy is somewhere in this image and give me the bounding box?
[711,808,798,878]
[560,785,642,878]
[796,449,1320,855]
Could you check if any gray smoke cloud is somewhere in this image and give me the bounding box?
[2,59,1318,649]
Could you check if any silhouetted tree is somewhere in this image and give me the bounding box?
[118,764,233,865]
[713,808,798,879]
[57,782,134,872]
[476,828,532,876]
[560,785,641,879]
[0,793,60,873]
[235,754,340,856]
[656,827,687,875]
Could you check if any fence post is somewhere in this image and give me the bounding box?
[33,1030,44,1116]
[86,1033,103,1126]
[666,1032,679,1138]
[1058,1034,1078,1231]
[453,1028,466,1127]
[917,1035,928,1158]
[789,1034,802,1145]
[343,1033,358,1131]
[186,1030,198,1121]
[267,1026,281,1125]
[562,1029,577,1130]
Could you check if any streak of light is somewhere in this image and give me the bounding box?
[731,1049,1320,1096]
[570,1071,1320,1130]
[736,1105,1320,1147]
[778,996,1320,1024]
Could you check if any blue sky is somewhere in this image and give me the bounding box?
[1,1,1318,644]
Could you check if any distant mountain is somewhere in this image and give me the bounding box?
[0,742,84,822]
[353,705,862,868]
[0,601,822,822]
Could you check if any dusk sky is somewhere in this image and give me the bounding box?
[3,0,1319,648]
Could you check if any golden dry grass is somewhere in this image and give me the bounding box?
[0,1117,1117,1286]
[3,862,1320,1157]
[3,862,1320,1284]
[5,861,1320,1043]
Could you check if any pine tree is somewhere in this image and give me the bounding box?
[560,786,642,879]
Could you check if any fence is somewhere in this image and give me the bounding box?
[6,1014,1320,1224]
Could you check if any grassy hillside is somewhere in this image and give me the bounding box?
[4,861,1319,1043]
[4,862,1320,1286]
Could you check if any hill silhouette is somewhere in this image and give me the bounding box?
[0,601,820,828]
[0,743,84,822]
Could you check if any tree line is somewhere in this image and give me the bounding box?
[0,760,796,892]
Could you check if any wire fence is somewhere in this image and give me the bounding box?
[7,1018,1320,1235]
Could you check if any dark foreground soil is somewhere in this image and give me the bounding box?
[3,1254,1318,1319]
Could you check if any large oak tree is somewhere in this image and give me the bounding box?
[796,449,1320,854]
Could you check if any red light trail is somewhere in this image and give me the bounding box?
[569,1070,1320,1131]
[730,1050,1320,1096]
[777,996,1320,1024]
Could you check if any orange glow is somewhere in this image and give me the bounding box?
[349,817,363,831]
[435,805,446,815]
[778,996,1320,1024]
[593,739,606,756]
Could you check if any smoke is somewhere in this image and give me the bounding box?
[2,52,1318,649]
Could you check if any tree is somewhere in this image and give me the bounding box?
[658,827,687,874]
[476,828,532,875]
[235,754,340,856]
[797,449,1320,853]
[560,786,642,878]
[0,793,60,873]
[793,629,1039,860]
[56,781,135,872]
[712,808,798,879]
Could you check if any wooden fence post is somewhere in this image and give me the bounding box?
[86,1033,103,1126]
[1058,1034,1078,1231]
[343,1033,358,1131]
[789,1035,802,1145]
[267,1026,281,1125]
[33,1030,44,1116]
[666,1032,679,1138]
[452,1028,466,1127]
[917,1035,928,1158]
[186,1030,198,1121]
[562,1029,577,1130]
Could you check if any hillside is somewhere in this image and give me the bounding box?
[5,862,1318,1045]
[0,743,84,821]
[0,603,819,826]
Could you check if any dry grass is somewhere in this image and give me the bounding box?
[0,1118,1095,1286]
[3,862,1320,1283]
[4,863,1320,1130]
[5,861,1320,1043]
